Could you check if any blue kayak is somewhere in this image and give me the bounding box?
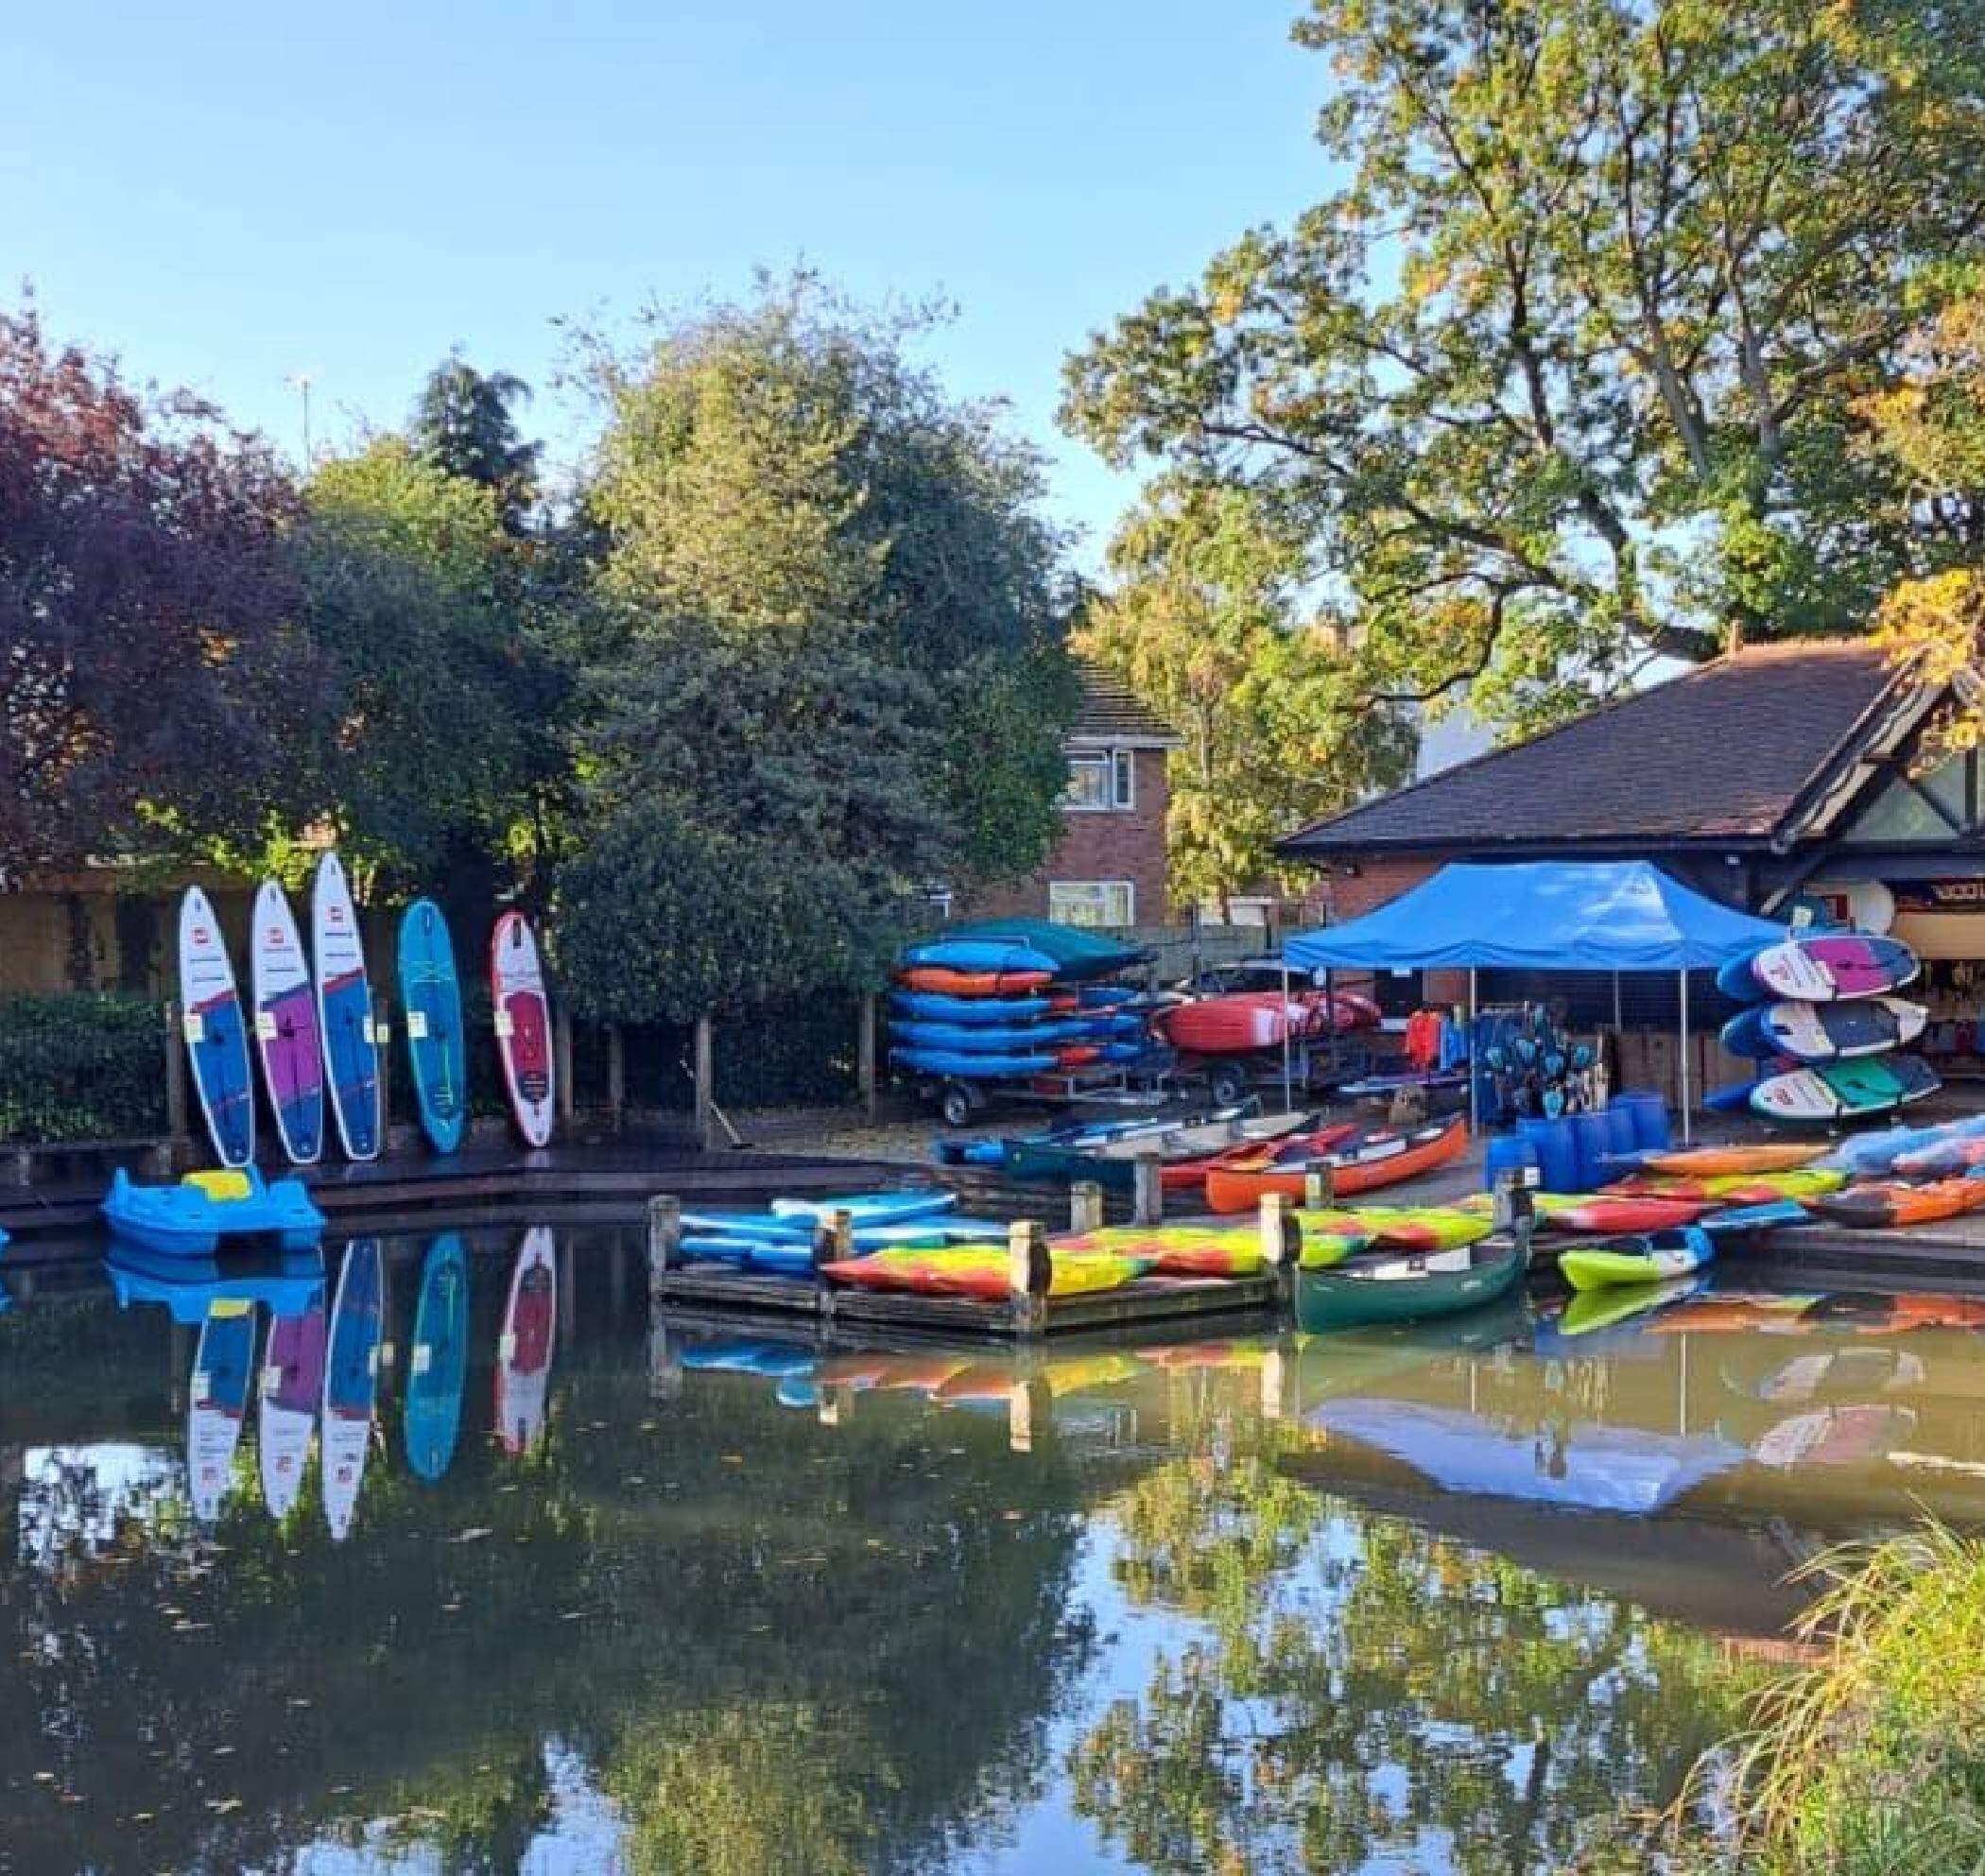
[768,1191,958,1227]
[890,1019,1083,1051]
[902,939,1061,976]
[893,1047,1058,1079]
[890,990,1053,1024]
[102,1166,325,1254]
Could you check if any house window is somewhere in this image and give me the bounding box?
[1050,880,1136,927]
[1065,749,1135,811]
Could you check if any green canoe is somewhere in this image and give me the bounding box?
[1295,1238,1527,1334]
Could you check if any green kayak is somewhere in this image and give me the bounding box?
[1295,1238,1527,1334]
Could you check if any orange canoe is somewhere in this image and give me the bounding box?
[1204,1116,1469,1213]
[897,966,1054,997]
[1162,1122,1356,1195]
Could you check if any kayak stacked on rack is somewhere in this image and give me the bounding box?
[888,923,1160,1093]
[1716,933,1936,1123]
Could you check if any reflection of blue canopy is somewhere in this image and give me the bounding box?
[1285,860,1785,973]
[1310,1399,1745,1515]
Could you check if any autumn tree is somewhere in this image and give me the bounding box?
[0,308,321,876]
[1080,482,1416,916]
[1063,0,1985,732]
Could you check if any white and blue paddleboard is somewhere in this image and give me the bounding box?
[178,887,255,1168]
[1720,996,1927,1063]
[312,853,381,1161]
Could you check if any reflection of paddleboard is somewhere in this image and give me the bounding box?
[259,1303,325,1520]
[1752,1403,1916,1470]
[491,912,554,1147]
[250,879,325,1164]
[312,853,381,1161]
[321,1240,383,1540]
[406,1235,470,1481]
[179,887,255,1167]
[1749,1055,1941,1123]
[496,1228,557,1454]
[188,1299,256,1521]
[1722,934,1919,1004]
[398,899,467,1155]
[1721,996,1927,1062]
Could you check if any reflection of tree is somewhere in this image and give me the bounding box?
[1074,1401,1746,1875]
[0,1284,1100,1876]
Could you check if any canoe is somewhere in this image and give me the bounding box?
[1559,1226,1715,1293]
[1294,1204,1491,1253]
[1807,1178,1985,1230]
[820,1246,1151,1300]
[1295,1238,1526,1333]
[1636,1143,1823,1178]
[1204,1116,1469,1213]
[890,990,1053,1024]
[1005,1110,1314,1190]
[1161,1119,1353,1194]
[897,967,1054,997]
[101,1166,325,1255]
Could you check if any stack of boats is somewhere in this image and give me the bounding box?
[1717,932,1936,1122]
[889,923,1159,1086]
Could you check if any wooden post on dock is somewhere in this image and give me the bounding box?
[1303,1163,1336,1210]
[1131,1152,1164,1227]
[857,992,879,1118]
[692,1013,716,1152]
[554,1008,576,1131]
[1008,1219,1051,1336]
[163,999,190,1164]
[371,993,391,1142]
[606,1025,626,1133]
[1259,1193,1296,1309]
[647,1195,682,1295]
[816,1209,855,1273]
[1069,1179,1105,1235]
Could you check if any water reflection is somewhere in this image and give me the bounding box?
[6,1231,1985,1872]
[186,1297,255,1521]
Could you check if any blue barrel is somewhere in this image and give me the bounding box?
[1571,1111,1614,1192]
[1612,1088,1671,1152]
[1599,1102,1636,1164]
[1481,1133,1539,1194]
[1518,1115,1579,1194]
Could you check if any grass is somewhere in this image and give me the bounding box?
[1684,1520,1985,1874]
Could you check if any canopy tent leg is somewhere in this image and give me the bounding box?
[1612,972,1622,1030]
[1678,970,1693,1145]
[1467,969,1478,1135]
[1281,959,1294,1113]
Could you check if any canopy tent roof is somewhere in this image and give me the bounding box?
[1285,860,1786,974]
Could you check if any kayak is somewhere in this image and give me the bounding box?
[1610,1167,1845,1202]
[897,967,1055,997]
[1297,1229,1378,1271]
[820,1246,1151,1300]
[1164,1121,1355,1195]
[892,1046,1060,1078]
[1553,1277,1705,1341]
[1294,1204,1491,1253]
[1530,1194,1714,1233]
[769,1191,958,1228]
[1892,1134,1985,1179]
[1295,1238,1526,1333]
[1006,1110,1315,1191]
[890,1019,1089,1051]
[1635,1143,1823,1179]
[1824,1115,1985,1177]
[1807,1178,1985,1230]
[901,938,1062,976]
[1203,1116,1469,1213]
[1559,1225,1715,1293]
[1050,1224,1268,1279]
[890,990,1053,1025]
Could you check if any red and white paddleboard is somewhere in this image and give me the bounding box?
[491,912,555,1147]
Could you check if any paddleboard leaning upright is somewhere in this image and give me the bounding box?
[312,852,382,1161]
[491,911,555,1147]
[250,879,325,1164]
[178,886,255,1168]
[398,898,468,1155]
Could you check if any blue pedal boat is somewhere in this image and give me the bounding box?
[102,1166,325,1255]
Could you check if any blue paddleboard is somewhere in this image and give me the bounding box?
[313,853,381,1161]
[398,899,467,1155]
[178,887,255,1167]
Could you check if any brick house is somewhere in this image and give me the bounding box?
[961,665,1182,927]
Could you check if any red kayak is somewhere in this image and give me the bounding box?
[1163,1121,1356,1195]
[1204,1116,1469,1213]
[1537,1195,1714,1233]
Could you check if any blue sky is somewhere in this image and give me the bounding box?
[4,0,1338,564]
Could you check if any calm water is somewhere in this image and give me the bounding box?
[4,1227,1984,1875]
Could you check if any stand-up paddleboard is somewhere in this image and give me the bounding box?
[1723,934,1919,1004]
[1749,1054,1941,1123]
[398,900,467,1156]
[406,1234,470,1482]
[495,1228,556,1455]
[258,1302,326,1520]
[491,912,554,1148]
[178,888,254,1168]
[187,1299,256,1521]
[250,880,325,1164]
[1720,996,1927,1063]
[312,854,381,1161]
[321,1239,383,1540]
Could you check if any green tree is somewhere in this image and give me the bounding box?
[1063,0,1985,732]
[411,353,542,528]
[558,279,1075,1020]
[1081,482,1416,915]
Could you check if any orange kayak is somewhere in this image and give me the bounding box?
[1808,1178,1985,1230]
[1163,1122,1356,1195]
[1637,1143,1824,1179]
[1204,1116,1469,1213]
[896,966,1055,996]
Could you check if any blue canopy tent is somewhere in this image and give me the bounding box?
[1282,860,1786,1141]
